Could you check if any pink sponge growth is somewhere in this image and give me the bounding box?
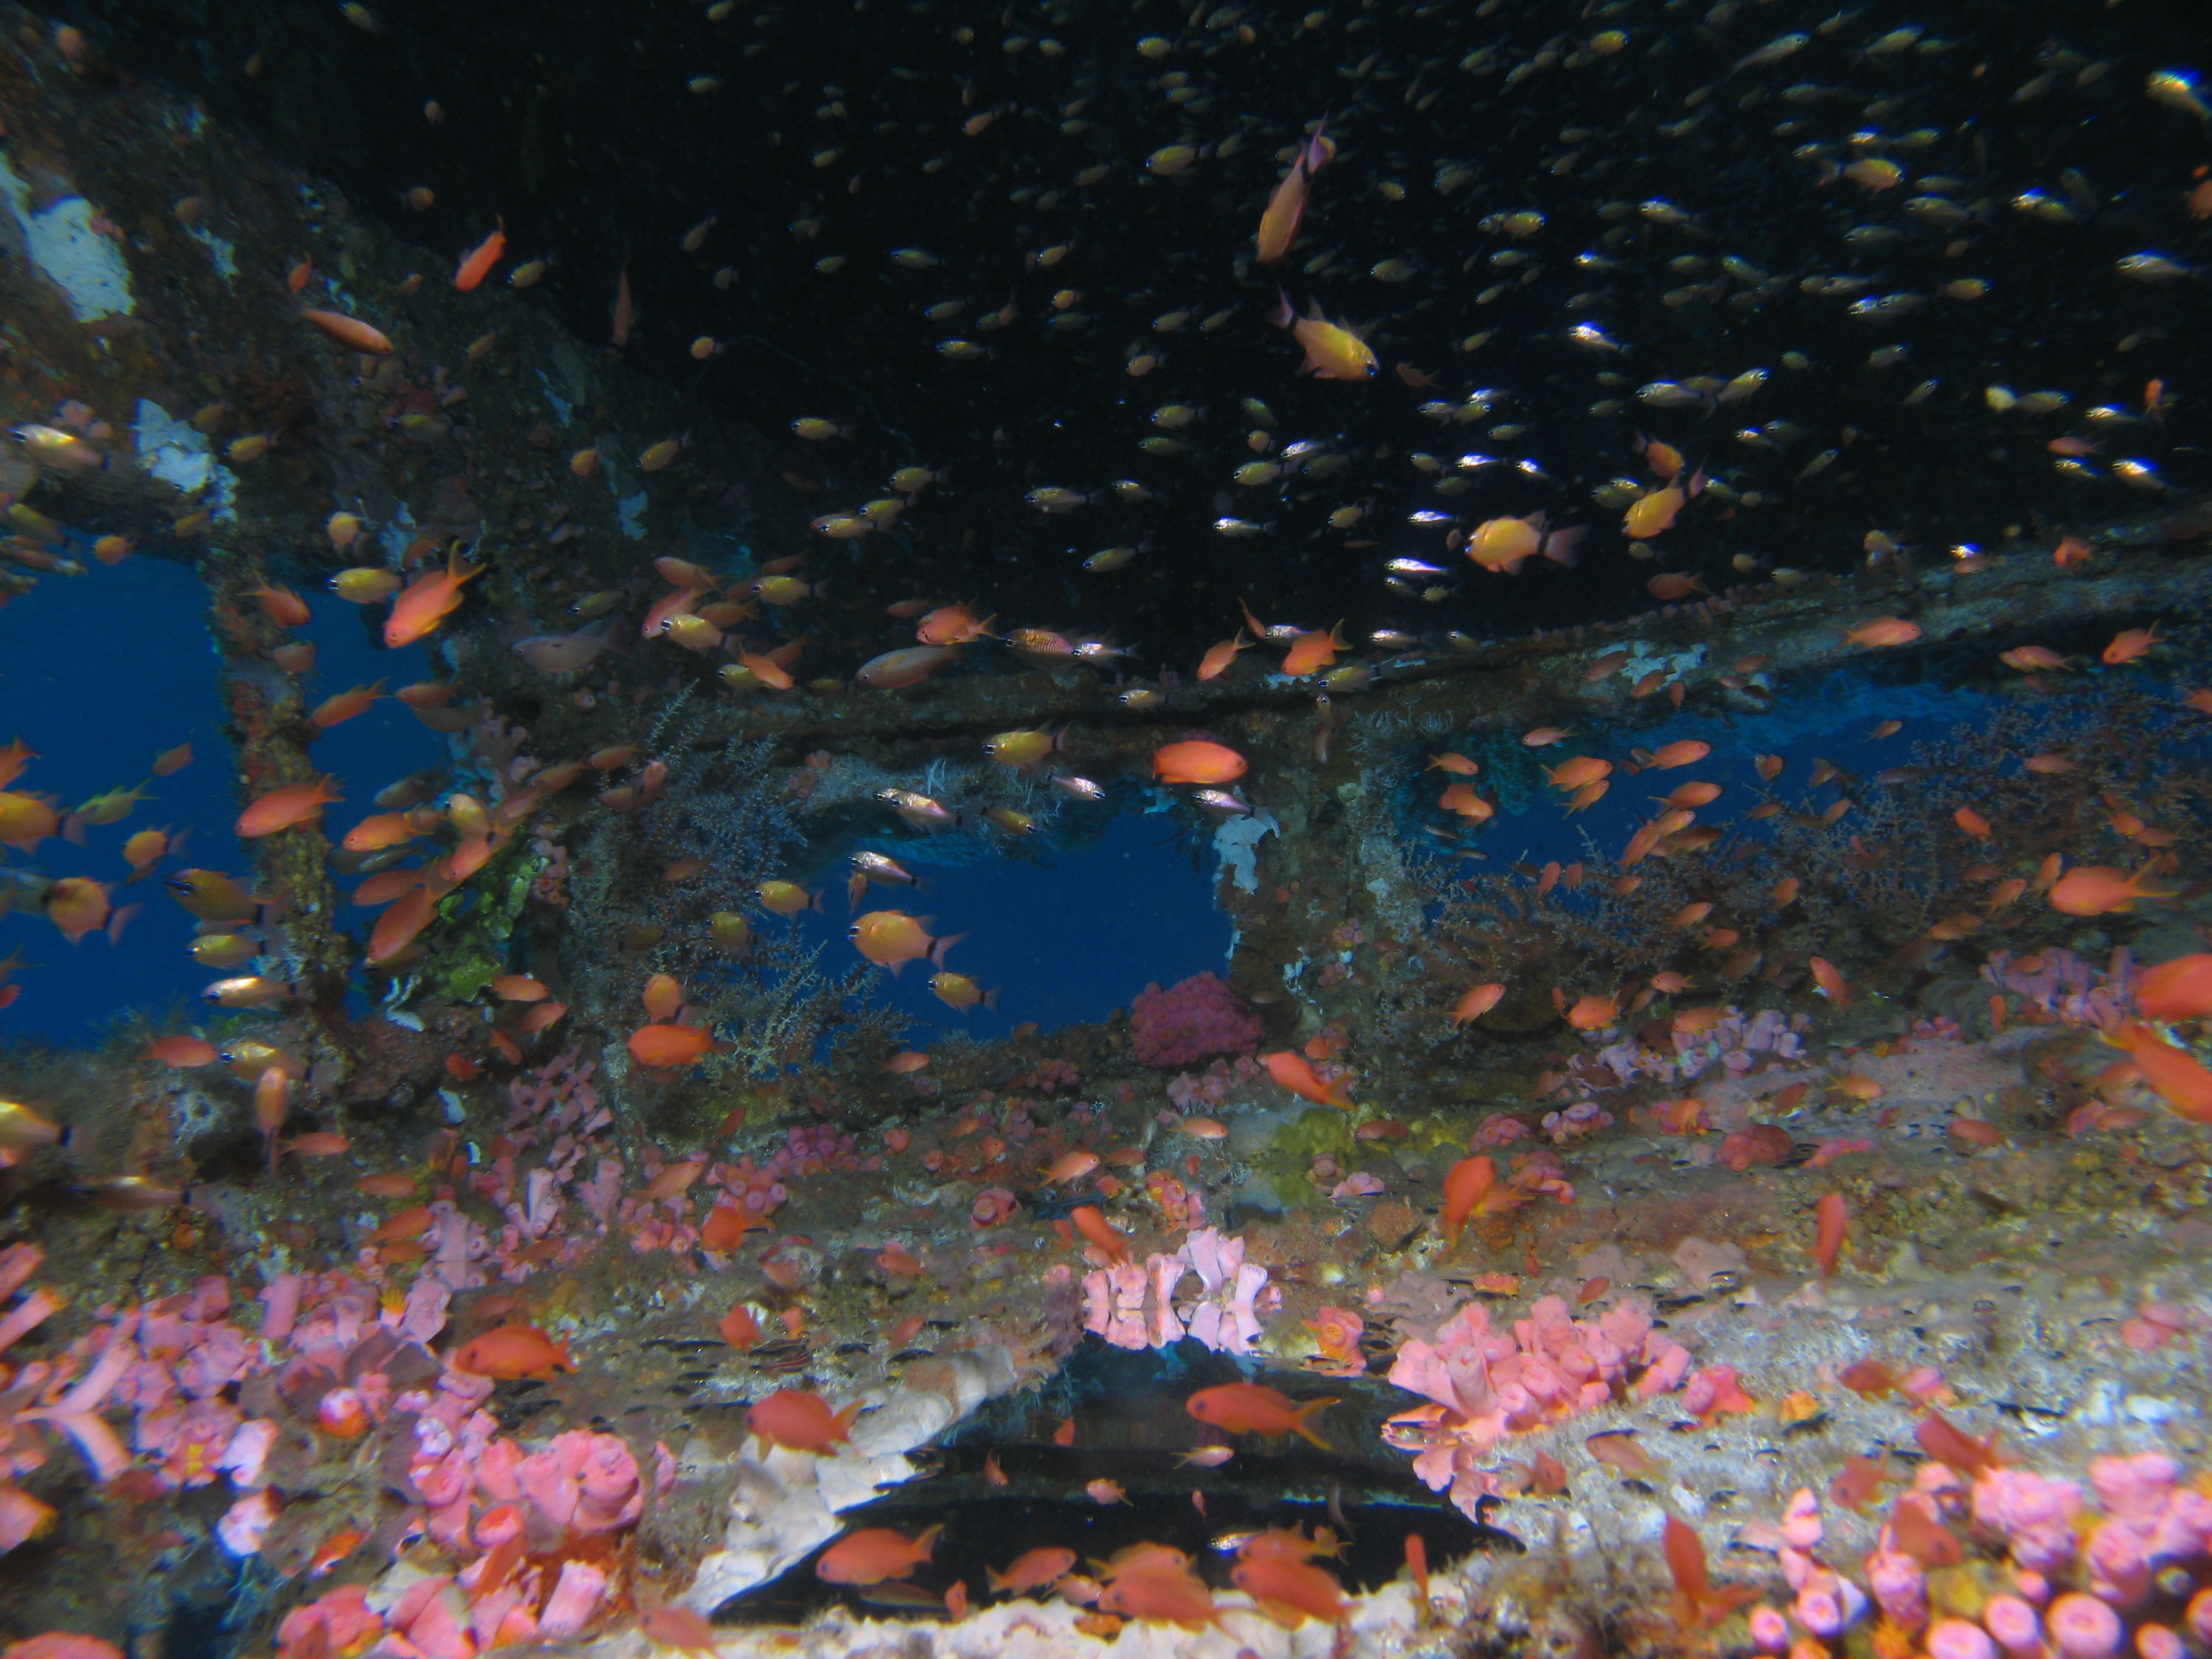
[1130,972,1262,1067]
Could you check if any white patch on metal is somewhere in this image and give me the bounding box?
[189,225,238,280]
[1620,639,1707,684]
[1212,809,1279,894]
[0,156,134,320]
[133,400,212,495]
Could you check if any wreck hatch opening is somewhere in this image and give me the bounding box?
[780,802,1237,1043]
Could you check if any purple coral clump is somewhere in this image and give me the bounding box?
[1983,947,2139,1029]
[1130,973,1262,1068]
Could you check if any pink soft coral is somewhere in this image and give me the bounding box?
[1382,1293,1694,1519]
[1130,973,1262,1068]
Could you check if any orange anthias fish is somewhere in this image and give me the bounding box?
[1261,1051,1357,1110]
[988,1546,1077,1596]
[1268,289,1376,380]
[1450,983,1506,1025]
[1197,630,1248,681]
[916,603,993,647]
[851,911,964,975]
[237,776,344,838]
[300,308,393,354]
[1095,1545,1217,1628]
[636,1606,719,1655]
[1255,122,1332,264]
[384,550,483,647]
[1232,1536,1350,1626]
[1546,756,1613,794]
[1663,1515,1759,1629]
[718,1301,762,1349]
[1281,622,1346,677]
[815,1524,942,1586]
[1562,992,1619,1030]
[310,681,387,729]
[1842,616,1922,649]
[2104,625,2160,665]
[2139,953,2212,1020]
[750,1388,863,1453]
[1153,740,1248,785]
[2111,1022,2212,1124]
[451,1324,574,1379]
[2047,863,2172,917]
[1808,956,1851,1005]
[452,218,507,291]
[1813,1192,1848,1278]
[627,1023,717,1068]
[1185,1382,1335,1449]
[1439,1155,1528,1244]
[149,1035,218,1067]
[1069,1203,1129,1264]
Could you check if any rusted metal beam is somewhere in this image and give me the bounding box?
[636,510,2211,762]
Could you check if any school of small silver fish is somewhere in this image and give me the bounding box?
[209,0,2210,664]
[1,2,2211,1657]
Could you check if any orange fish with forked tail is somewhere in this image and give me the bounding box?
[2047,863,2173,917]
[237,776,344,838]
[453,218,507,291]
[1185,1382,1335,1448]
[2111,1022,2212,1123]
[1439,1155,1530,1245]
[1450,983,1506,1025]
[385,549,482,648]
[1262,1051,1356,1110]
[1068,1204,1129,1264]
[1232,1537,1350,1626]
[816,1525,942,1586]
[1281,623,1346,678]
[1841,616,1921,649]
[2139,954,2212,1020]
[1255,122,1333,265]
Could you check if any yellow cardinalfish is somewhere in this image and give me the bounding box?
[1267,289,1376,380]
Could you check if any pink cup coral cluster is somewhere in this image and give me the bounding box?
[1165,1054,1266,1110]
[1,1221,671,1658]
[1740,1443,2212,1659]
[1130,973,1263,1068]
[1382,1294,1694,1520]
[1082,1226,1276,1354]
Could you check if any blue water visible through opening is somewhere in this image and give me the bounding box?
[0,551,1231,1048]
[0,552,438,1043]
[779,808,1236,1044]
